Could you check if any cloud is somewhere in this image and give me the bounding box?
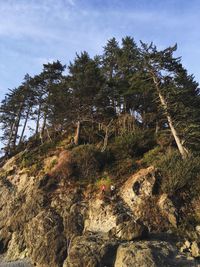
[0,0,75,40]
[0,0,199,96]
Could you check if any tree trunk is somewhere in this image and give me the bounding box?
[35,103,41,135]
[101,126,108,152]
[40,111,47,142]
[5,120,16,156]
[151,71,188,159]
[12,104,24,150]
[74,121,81,145]
[19,107,31,145]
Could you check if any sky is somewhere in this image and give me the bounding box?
[0,0,200,99]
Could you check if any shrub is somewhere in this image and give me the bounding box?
[95,172,112,190]
[38,140,58,156]
[142,146,164,166]
[111,130,156,160]
[20,151,37,168]
[110,158,137,180]
[156,129,174,148]
[28,162,43,176]
[156,151,200,196]
[71,144,107,182]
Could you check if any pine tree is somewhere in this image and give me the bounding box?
[68,52,104,144]
[139,42,200,158]
[102,38,121,112]
[38,61,66,141]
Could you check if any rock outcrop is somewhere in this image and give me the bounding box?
[24,209,67,267]
[114,240,197,267]
[0,155,199,267]
[63,233,118,267]
[120,166,157,219]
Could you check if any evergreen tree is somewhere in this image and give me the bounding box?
[39,61,66,141]
[139,42,200,158]
[0,37,199,157]
[102,38,121,112]
[68,52,105,144]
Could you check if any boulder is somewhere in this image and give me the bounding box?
[63,233,118,267]
[84,198,117,233]
[113,220,148,241]
[24,209,67,267]
[114,240,197,267]
[120,167,157,219]
[191,241,200,258]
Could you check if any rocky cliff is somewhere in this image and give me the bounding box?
[0,149,200,267]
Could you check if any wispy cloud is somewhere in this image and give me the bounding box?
[0,0,199,96]
[0,0,75,40]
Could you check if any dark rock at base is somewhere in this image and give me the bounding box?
[63,232,119,267]
[0,259,33,267]
[114,240,198,267]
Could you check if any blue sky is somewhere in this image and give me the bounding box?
[0,0,200,100]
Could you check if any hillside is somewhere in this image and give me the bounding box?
[0,134,200,267]
[0,37,200,266]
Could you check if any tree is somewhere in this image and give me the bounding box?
[102,38,121,112]
[117,36,139,113]
[139,42,200,158]
[38,61,66,141]
[68,52,105,144]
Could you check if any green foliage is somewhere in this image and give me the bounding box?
[20,151,37,168]
[110,158,137,180]
[95,172,112,190]
[111,130,156,160]
[18,139,59,175]
[156,151,200,196]
[142,146,164,166]
[28,162,43,176]
[71,144,107,182]
[37,140,59,156]
[1,37,200,159]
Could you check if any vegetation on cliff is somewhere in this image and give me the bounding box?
[0,37,200,266]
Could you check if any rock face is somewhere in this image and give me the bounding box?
[5,232,28,261]
[24,209,67,267]
[84,198,117,233]
[63,233,118,267]
[191,241,200,258]
[0,154,200,267]
[120,166,157,219]
[0,260,32,267]
[158,193,177,228]
[114,240,197,267]
[120,167,178,230]
[112,220,148,241]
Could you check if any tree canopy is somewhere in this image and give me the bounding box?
[0,37,199,158]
